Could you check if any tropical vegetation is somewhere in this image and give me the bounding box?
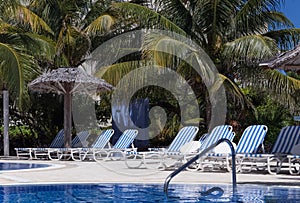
[0,0,299,154]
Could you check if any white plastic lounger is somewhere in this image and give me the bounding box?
[185,125,234,171]
[125,126,199,169]
[288,149,300,175]
[15,129,64,159]
[198,125,234,152]
[71,129,114,161]
[46,131,90,160]
[93,129,138,161]
[276,126,300,175]
[241,126,300,174]
[202,125,268,172]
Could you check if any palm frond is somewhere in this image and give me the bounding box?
[262,68,300,95]
[219,74,254,111]
[142,31,222,89]
[223,35,279,64]
[154,0,193,31]
[18,32,56,59]
[62,26,91,66]
[241,67,300,112]
[264,28,300,50]
[0,19,19,33]
[85,14,115,36]
[264,11,294,29]
[236,0,292,35]
[94,60,144,86]
[142,32,194,65]
[0,41,38,104]
[111,2,186,35]
[16,5,54,35]
[195,0,240,46]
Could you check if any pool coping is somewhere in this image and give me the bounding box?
[1,181,300,188]
[0,159,300,187]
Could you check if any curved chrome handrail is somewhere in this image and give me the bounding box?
[164,138,237,196]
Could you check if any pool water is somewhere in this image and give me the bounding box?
[0,162,49,171]
[0,183,300,202]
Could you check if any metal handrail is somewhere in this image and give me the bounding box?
[164,138,237,196]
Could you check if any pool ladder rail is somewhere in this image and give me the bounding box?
[164,138,237,196]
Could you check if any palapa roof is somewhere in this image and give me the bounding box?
[259,45,300,71]
[29,67,113,94]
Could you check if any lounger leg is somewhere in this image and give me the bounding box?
[267,157,282,175]
[289,158,300,175]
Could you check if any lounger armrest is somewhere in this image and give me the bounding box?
[148,148,166,152]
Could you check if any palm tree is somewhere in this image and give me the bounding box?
[25,0,184,68]
[93,0,300,133]
[10,0,298,145]
[0,1,55,155]
[18,0,186,146]
[142,0,300,126]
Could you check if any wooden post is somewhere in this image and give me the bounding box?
[64,85,72,148]
[3,90,9,156]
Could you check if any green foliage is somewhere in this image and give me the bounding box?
[1,0,299,152]
[150,114,180,147]
[287,71,300,80]
[256,98,294,147]
[237,87,295,152]
[95,93,112,124]
[0,125,38,155]
[0,125,36,138]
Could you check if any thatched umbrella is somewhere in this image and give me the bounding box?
[259,44,300,72]
[29,67,113,147]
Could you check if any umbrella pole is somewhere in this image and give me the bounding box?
[64,90,72,148]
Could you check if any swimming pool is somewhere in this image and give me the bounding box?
[0,162,50,171]
[0,183,299,202]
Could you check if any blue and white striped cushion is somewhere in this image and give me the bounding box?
[271,126,300,154]
[114,129,138,149]
[93,129,114,148]
[236,125,268,154]
[167,126,199,152]
[200,125,233,151]
[49,129,64,148]
[288,154,300,159]
[207,153,226,157]
[72,131,90,147]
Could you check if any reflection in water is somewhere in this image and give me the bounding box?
[200,187,224,198]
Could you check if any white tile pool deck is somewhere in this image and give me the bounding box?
[0,159,300,186]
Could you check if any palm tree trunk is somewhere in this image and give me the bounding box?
[3,89,9,156]
[205,91,212,130]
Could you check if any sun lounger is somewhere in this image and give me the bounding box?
[185,125,234,171]
[51,130,90,160]
[70,129,114,161]
[125,126,200,169]
[270,126,300,174]
[240,126,300,174]
[200,125,268,172]
[93,129,138,161]
[15,129,64,159]
[288,144,300,174]
[39,131,90,160]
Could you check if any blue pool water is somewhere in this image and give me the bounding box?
[0,162,49,171]
[0,183,300,202]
